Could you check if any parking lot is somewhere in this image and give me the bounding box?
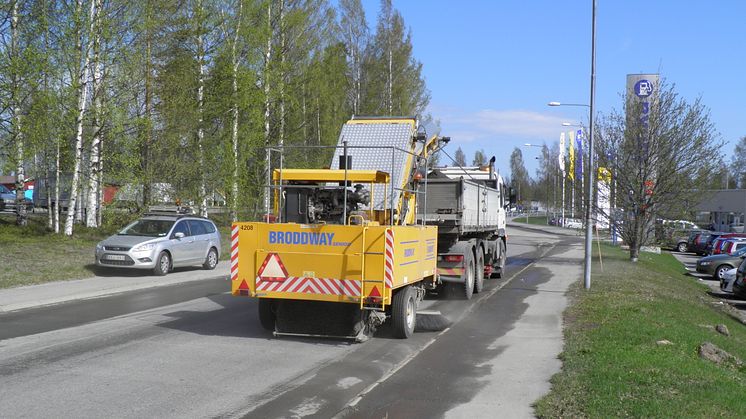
[670,250,746,319]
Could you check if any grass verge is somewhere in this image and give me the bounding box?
[535,244,746,418]
[0,212,232,289]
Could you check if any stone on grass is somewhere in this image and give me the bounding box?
[715,324,730,337]
[698,342,742,366]
[656,339,674,346]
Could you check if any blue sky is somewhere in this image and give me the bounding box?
[360,0,746,178]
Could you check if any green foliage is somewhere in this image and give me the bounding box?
[1,0,431,232]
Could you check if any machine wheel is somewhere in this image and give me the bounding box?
[392,286,416,338]
[463,251,475,300]
[715,265,731,281]
[492,240,506,278]
[153,251,170,276]
[474,250,485,293]
[258,299,276,332]
[677,242,688,253]
[203,247,218,270]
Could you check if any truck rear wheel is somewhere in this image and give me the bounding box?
[474,250,485,293]
[463,251,475,300]
[392,286,416,338]
[258,299,276,332]
[493,240,506,278]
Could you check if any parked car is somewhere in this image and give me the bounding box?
[732,258,746,298]
[565,218,583,229]
[720,238,746,255]
[709,233,746,255]
[720,268,737,294]
[0,184,34,213]
[95,212,221,275]
[690,232,723,256]
[661,227,703,253]
[696,246,746,280]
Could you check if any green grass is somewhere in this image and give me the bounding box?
[535,244,746,418]
[513,215,550,225]
[0,212,233,289]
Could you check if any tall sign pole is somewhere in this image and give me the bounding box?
[559,132,566,226]
[583,0,597,290]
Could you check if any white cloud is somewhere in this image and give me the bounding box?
[449,109,571,140]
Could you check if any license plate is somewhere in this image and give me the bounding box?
[105,254,126,261]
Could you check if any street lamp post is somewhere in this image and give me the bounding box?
[547,0,596,290]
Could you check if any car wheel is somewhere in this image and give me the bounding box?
[677,242,688,253]
[715,265,731,281]
[203,247,218,270]
[463,251,475,300]
[391,286,416,339]
[474,250,485,293]
[153,251,170,276]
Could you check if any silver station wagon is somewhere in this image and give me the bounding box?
[95,212,221,275]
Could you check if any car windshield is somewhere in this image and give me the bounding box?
[0,185,11,194]
[119,219,174,237]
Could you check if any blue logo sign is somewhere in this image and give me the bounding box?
[634,79,654,97]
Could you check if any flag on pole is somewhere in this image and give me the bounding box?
[559,132,566,172]
[575,129,584,182]
[568,131,575,181]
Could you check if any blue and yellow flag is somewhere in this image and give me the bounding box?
[568,131,575,181]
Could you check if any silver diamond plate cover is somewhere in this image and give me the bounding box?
[331,121,414,210]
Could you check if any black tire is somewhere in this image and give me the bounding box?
[203,247,218,270]
[474,250,485,293]
[677,242,688,253]
[258,299,276,332]
[493,240,507,278]
[463,251,475,300]
[715,265,731,281]
[153,251,170,276]
[392,286,416,339]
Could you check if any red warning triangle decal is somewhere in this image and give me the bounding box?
[369,285,381,297]
[257,253,289,282]
[238,279,250,290]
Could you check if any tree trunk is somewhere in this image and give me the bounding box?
[142,17,152,209]
[263,1,273,215]
[87,5,104,228]
[11,1,27,227]
[65,0,98,236]
[54,136,60,234]
[230,1,243,223]
[278,0,285,150]
[196,0,208,218]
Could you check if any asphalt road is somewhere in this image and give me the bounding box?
[0,226,581,418]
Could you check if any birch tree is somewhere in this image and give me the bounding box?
[338,0,367,115]
[65,0,99,236]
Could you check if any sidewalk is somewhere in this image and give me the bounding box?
[507,219,582,236]
[0,264,230,313]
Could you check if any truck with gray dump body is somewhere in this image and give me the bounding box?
[419,160,510,299]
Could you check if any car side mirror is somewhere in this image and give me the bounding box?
[174,232,185,239]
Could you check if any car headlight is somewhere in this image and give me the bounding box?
[96,243,103,251]
[133,243,157,252]
[699,261,711,266]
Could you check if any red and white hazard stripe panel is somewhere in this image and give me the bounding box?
[256,276,362,297]
[384,229,394,289]
[230,225,239,281]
